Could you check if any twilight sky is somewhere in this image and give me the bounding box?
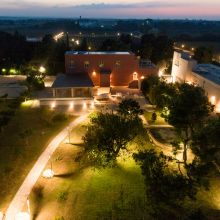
[0,0,220,19]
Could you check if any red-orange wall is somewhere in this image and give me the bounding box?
[65,53,158,87]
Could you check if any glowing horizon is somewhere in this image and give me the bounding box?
[0,0,220,19]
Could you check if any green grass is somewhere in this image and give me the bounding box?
[0,105,73,210]
[30,124,151,220]
[144,111,167,125]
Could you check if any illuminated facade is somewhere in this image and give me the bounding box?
[171,51,220,113]
[52,51,158,98]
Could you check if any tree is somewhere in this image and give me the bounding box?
[192,117,220,173]
[149,81,176,109]
[140,75,160,97]
[133,149,198,219]
[167,83,213,165]
[194,47,213,63]
[83,112,144,167]
[118,99,143,119]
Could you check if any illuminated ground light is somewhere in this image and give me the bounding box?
[15,212,30,220]
[39,66,46,73]
[51,102,56,109]
[83,102,87,109]
[90,102,95,109]
[42,169,54,178]
[69,102,74,110]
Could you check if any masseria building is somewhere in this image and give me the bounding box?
[171,50,220,113]
[52,51,158,97]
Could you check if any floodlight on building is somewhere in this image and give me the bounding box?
[15,212,30,220]
[210,96,216,105]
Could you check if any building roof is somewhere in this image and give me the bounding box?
[65,51,132,55]
[193,64,220,85]
[52,74,94,88]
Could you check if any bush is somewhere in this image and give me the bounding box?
[32,184,44,200]
[57,191,68,202]
[151,112,157,122]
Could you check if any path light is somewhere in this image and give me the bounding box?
[39,66,46,74]
[15,212,30,220]
[0,212,3,220]
[51,102,56,109]
[42,169,54,178]
[91,101,95,109]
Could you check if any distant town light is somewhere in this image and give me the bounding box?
[159,70,163,77]
[1,68,6,73]
[191,47,195,51]
[71,38,75,42]
[181,44,185,48]
[88,46,92,50]
[130,33,133,36]
[76,40,80,45]
[39,66,46,73]
[117,32,120,36]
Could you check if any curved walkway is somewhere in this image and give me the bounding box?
[5,113,89,220]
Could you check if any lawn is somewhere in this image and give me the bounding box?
[144,111,168,125]
[30,123,151,220]
[0,104,74,211]
[29,119,220,220]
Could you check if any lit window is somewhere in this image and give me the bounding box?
[133,72,138,80]
[84,61,90,68]
[69,60,75,68]
[99,61,104,68]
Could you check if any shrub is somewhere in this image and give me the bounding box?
[151,112,157,122]
[57,191,68,202]
[32,184,44,200]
